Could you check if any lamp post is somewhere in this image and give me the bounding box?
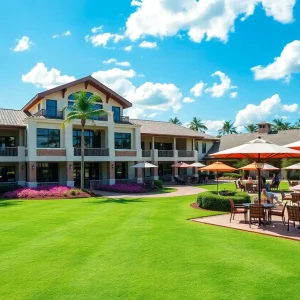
[255,161,265,203]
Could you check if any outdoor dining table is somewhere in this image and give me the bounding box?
[243,203,275,224]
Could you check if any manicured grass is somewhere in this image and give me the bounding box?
[0,196,299,299]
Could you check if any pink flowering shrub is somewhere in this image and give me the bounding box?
[2,185,86,199]
[95,183,146,193]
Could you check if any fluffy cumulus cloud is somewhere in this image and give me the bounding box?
[190,81,205,97]
[139,41,157,48]
[234,94,298,127]
[203,120,225,135]
[22,63,75,89]
[12,36,33,52]
[52,30,71,38]
[85,26,124,47]
[124,45,133,51]
[125,0,295,43]
[251,40,300,82]
[183,97,195,103]
[103,58,130,67]
[205,71,236,98]
[230,92,238,98]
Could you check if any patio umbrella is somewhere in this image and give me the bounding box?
[130,162,158,168]
[190,162,206,167]
[210,137,300,203]
[171,162,192,168]
[284,141,300,150]
[284,163,300,170]
[239,162,279,171]
[199,161,237,193]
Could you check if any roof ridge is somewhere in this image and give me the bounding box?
[0,108,24,112]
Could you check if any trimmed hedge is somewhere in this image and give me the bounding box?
[0,184,23,195]
[197,191,250,212]
[154,180,163,189]
[222,173,241,179]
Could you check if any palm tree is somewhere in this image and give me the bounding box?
[218,120,237,135]
[244,124,258,133]
[294,119,300,129]
[281,122,292,130]
[169,117,182,126]
[188,117,207,133]
[272,118,284,131]
[62,91,107,190]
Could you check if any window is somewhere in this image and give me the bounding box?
[114,133,131,149]
[195,142,199,151]
[93,103,104,120]
[202,142,207,153]
[37,129,60,148]
[112,106,121,122]
[68,92,94,100]
[115,162,126,179]
[37,103,41,111]
[0,166,15,182]
[37,163,58,182]
[141,141,145,150]
[73,129,100,148]
[73,163,99,187]
[0,136,16,147]
[151,142,172,150]
[46,100,57,117]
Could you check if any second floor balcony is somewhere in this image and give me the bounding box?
[34,109,64,119]
[114,116,130,124]
[74,148,109,156]
[0,147,18,156]
[142,149,197,160]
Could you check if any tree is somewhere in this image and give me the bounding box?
[218,120,237,135]
[188,117,207,133]
[169,117,182,126]
[244,124,258,133]
[272,118,284,130]
[62,91,107,190]
[294,119,300,129]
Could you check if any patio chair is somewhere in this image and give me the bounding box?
[270,202,287,225]
[291,193,300,205]
[286,205,300,231]
[245,183,255,193]
[174,176,186,185]
[249,204,266,227]
[228,199,247,223]
[280,190,292,202]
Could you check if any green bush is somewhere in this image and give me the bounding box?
[197,191,250,212]
[0,184,23,195]
[154,180,163,189]
[70,190,76,196]
[221,173,241,179]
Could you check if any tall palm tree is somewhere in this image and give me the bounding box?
[218,120,237,135]
[244,124,258,133]
[169,117,182,126]
[62,91,107,190]
[281,122,292,130]
[188,117,207,133]
[272,118,284,131]
[294,119,300,129]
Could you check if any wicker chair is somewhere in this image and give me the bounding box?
[291,193,300,205]
[280,190,292,202]
[286,205,300,231]
[249,204,266,227]
[270,202,287,225]
[228,199,247,223]
[245,183,254,193]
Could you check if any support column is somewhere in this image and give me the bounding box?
[66,161,74,187]
[152,136,155,150]
[153,161,159,180]
[17,162,26,186]
[136,161,143,183]
[108,161,115,185]
[173,137,177,150]
[172,161,178,182]
[27,161,37,188]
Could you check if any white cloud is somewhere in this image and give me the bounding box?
[230,91,238,98]
[139,41,157,48]
[91,25,103,33]
[251,40,300,82]
[103,58,130,67]
[85,26,124,47]
[190,81,205,97]
[147,112,157,118]
[22,63,75,89]
[282,103,298,112]
[124,45,133,51]
[125,0,295,43]
[12,36,33,52]
[205,71,236,98]
[183,97,195,103]
[203,120,225,135]
[114,34,125,43]
[52,30,71,38]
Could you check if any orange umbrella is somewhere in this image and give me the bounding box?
[199,162,237,193]
[210,137,300,202]
[284,141,300,151]
[239,162,279,171]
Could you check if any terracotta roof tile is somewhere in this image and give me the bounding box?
[0,109,29,127]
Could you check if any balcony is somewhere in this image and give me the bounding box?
[74,148,109,156]
[178,150,194,157]
[94,114,108,121]
[158,150,174,157]
[0,147,18,156]
[115,116,130,124]
[34,109,64,119]
[142,150,152,157]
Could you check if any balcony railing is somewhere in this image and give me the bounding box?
[94,114,108,121]
[115,116,130,124]
[158,150,174,157]
[142,150,151,157]
[0,147,18,156]
[178,150,194,157]
[74,148,109,156]
[34,109,64,119]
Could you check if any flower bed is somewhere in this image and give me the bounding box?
[2,185,89,199]
[95,183,146,193]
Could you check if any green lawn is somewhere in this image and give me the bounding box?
[0,196,299,300]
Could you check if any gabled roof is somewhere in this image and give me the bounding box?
[0,109,29,127]
[131,119,218,140]
[22,76,132,111]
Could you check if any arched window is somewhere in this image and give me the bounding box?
[68,91,94,100]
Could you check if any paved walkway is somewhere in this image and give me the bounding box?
[96,185,206,198]
[191,213,300,241]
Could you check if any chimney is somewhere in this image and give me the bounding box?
[257,122,272,134]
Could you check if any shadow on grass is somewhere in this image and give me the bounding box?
[88,198,145,205]
[0,200,23,207]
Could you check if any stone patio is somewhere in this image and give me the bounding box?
[191,211,300,241]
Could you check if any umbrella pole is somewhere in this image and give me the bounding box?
[257,165,261,204]
[216,172,218,194]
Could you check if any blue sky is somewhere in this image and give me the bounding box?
[1,0,300,134]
